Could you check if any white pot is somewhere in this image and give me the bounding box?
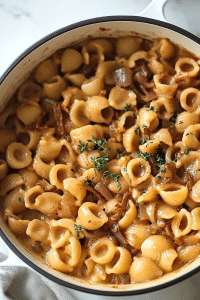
[0,14,200,297]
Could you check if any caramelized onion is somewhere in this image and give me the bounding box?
[94,182,113,200]
[113,68,133,87]
[110,221,138,257]
[53,103,65,136]
[133,72,154,88]
[83,183,106,205]
[37,179,63,195]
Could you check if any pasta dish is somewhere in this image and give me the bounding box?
[1,36,200,285]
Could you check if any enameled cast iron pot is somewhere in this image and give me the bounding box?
[0,12,200,297]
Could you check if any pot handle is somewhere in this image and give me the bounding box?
[0,236,31,268]
[137,0,168,22]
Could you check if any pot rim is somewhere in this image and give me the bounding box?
[0,15,200,296]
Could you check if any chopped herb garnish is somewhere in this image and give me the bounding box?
[174,157,180,162]
[103,170,121,190]
[134,125,140,135]
[87,136,111,152]
[142,125,147,129]
[136,151,152,161]
[91,153,109,172]
[133,113,137,119]
[117,148,123,157]
[170,112,178,123]
[87,137,121,190]
[185,149,190,154]
[186,132,196,137]
[139,163,144,168]
[84,180,92,186]
[156,176,161,180]
[77,140,94,154]
[125,103,130,112]
[179,121,183,124]
[159,168,166,173]
[184,170,188,173]
[141,139,147,145]
[123,167,127,172]
[154,150,165,167]
[18,197,23,203]
[142,191,146,194]
[150,106,157,112]
[143,105,148,108]
[146,141,153,147]
[74,224,84,237]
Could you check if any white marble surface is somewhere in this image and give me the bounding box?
[0,0,200,299]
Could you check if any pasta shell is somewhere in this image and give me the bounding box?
[178,244,200,263]
[70,100,89,127]
[108,86,136,110]
[175,57,199,77]
[158,38,175,60]
[129,257,163,283]
[65,73,86,87]
[171,208,192,238]
[47,249,73,273]
[61,49,83,73]
[125,224,150,250]
[141,235,173,261]
[8,217,29,236]
[158,249,177,272]
[191,207,200,230]
[89,238,116,264]
[34,58,58,84]
[116,36,142,57]
[85,96,114,124]
[128,51,148,68]
[151,128,172,146]
[158,183,188,206]
[154,74,178,96]
[81,76,104,96]
[156,203,177,219]
[0,173,24,196]
[26,219,50,244]
[0,129,16,153]
[18,81,43,103]
[138,107,159,132]
[105,247,132,274]
[16,101,42,126]
[42,75,67,101]
[0,159,9,180]
[175,111,200,133]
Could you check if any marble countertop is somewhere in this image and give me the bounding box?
[0,0,200,299]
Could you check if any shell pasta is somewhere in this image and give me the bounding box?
[1,35,200,287]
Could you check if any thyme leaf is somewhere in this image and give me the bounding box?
[136,151,152,161]
[74,224,84,237]
[125,103,130,112]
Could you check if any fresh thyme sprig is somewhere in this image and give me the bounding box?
[78,137,121,191]
[87,136,111,152]
[77,140,94,154]
[77,136,111,154]
[134,125,140,135]
[103,170,121,190]
[125,103,130,112]
[74,224,84,237]
[91,153,109,172]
